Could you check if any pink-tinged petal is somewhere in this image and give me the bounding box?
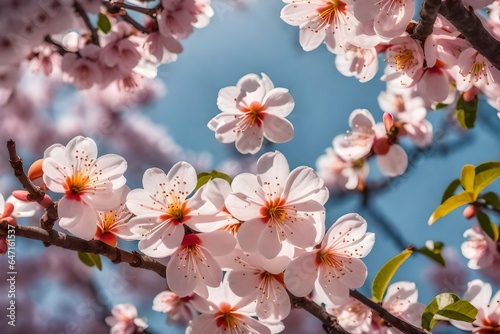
[199,178,231,210]
[93,154,127,189]
[188,213,238,233]
[237,218,268,254]
[43,143,65,160]
[284,166,328,205]
[257,151,290,197]
[464,279,492,308]
[420,69,449,103]
[262,115,294,144]
[486,289,500,323]
[235,126,264,154]
[263,88,294,117]
[167,250,198,297]
[228,270,261,297]
[353,1,379,22]
[283,215,318,249]
[349,108,375,129]
[165,162,197,199]
[257,279,290,321]
[383,281,418,312]
[280,2,316,26]
[126,188,167,216]
[333,133,373,161]
[42,157,69,193]
[374,1,414,39]
[209,115,240,143]
[58,196,85,229]
[64,136,98,172]
[284,252,318,297]
[7,196,37,218]
[317,266,350,305]
[65,204,98,240]
[138,222,184,258]
[217,86,244,114]
[141,167,169,197]
[324,213,368,249]
[196,249,224,288]
[198,230,236,256]
[83,188,123,210]
[225,194,263,222]
[257,225,283,259]
[260,72,275,93]
[377,144,408,177]
[299,25,326,52]
[336,257,368,288]
[240,315,273,334]
[188,314,218,333]
[237,73,262,91]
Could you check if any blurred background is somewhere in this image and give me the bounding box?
[0,0,499,333]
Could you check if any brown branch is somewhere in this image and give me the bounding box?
[439,0,500,70]
[412,0,442,41]
[44,36,68,56]
[106,1,157,16]
[7,140,45,202]
[74,1,100,45]
[349,290,427,334]
[288,293,349,334]
[0,221,167,279]
[103,2,150,34]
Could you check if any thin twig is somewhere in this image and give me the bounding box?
[107,1,157,16]
[412,0,442,41]
[74,1,100,45]
[103,2,150,34]
[349,289,428,334]
[439,0,500,70]
[44,36,68,56]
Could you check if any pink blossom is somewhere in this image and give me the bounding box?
[126,162,219,258]
[61,45,103,89]
[456,47,500,92]
[100,38,141,73]
[451,279,500,332]
[225,151,328,258]
[382,36,424,88]
[462,224,500,273]
[280,0,359,53]
[143,32,183,64]
[105,303,148,334]
[372,121,409,177]
[42,136,127,240]
[335,44,379,83]
[285,213,375,305]
[208,73,295,154]
[189,279,284,333]
[158,0,214,39]
[152,291,197,325]
[167,231,236,298]
[333,109,375,161]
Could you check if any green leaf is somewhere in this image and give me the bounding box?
[441,179,461,204]
[474,161,500,196]
[371,249,413,302]
[97,13,111,34]
[460,165,475,191]
[195,170,233,191]
[476,211,499,242]
[481,192,500,209]
[422,293,477,330]
[433,102,448,110]
[455,94,478,129]
[418,241,446,266]
[428,191,474,225]
[77,252,102,271]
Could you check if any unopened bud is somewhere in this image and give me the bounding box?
[12,190,30,202]
[28,159,44,181]
[463,205,477,219]
[373,137,390,155]
[2,203,14,218]
[383,113,394,133]
[463,87,477,102]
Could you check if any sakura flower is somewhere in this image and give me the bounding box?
[382,36,424,88]
[152,291,197,325]
[158,0,214,40]
[208,73,295,154]
[143,32,183,64]
[335,44,379,83]
[42,136,127,240]
[316,147,368,191]
[223,247,291,320]
[328,297,379,334]
[0,193,37,254]
[225,151,328,259]
[280,0,359,54]
[456,47,500,92]
[189,279,284,333]
[61,44,103,90]
[126,162,220,258]
[382,282,425,333]
[284,213,375,305]
[333,109,375,161]
[105,303,148,334]
[100,37,141,73]
[94,187,136,247]
[451,279,500,332]
[372,117,409,177]
[167,231,236,298]
[462,224,500,272]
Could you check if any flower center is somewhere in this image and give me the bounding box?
[393,49,414,71]
[215,302,241,329]
[159,200,191,225]
[101,210,116,231]
[64,171,90,196]
[261,197,287,224]
[317,0,347,24]
[317,250,343,269]
[238,101,265,130]
[469,61,485,77]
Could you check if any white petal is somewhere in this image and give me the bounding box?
[262,115,294,144]
[377,145,408,177]
[284,252,318,297]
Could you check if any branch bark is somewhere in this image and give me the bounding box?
[439,0,500,70]
[74,1,100,45]
[412,0,442,41]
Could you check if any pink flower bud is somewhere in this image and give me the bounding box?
[38,194,53,209]
[463,87,477,102]
[373,138,390,155]
[463,205,477,219]
[383,112,394,133]
[28,158,44,181]
[12,190,30,202]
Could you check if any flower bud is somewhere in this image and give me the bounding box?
[463,87,477,102]
[12,190,30,202]
[373,137,390,155]
[463,205,477,219]
[28,159,44,181]
[383,112,394,133]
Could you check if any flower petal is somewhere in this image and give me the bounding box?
[284,252,318,297]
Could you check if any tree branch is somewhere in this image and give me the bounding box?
[412,0,442,41]
[44,36,68,56]
[439,0,500,70]
[107,1,157,16]
[103,2,150,34]
[74,1,100,45]
[349,289,427,334]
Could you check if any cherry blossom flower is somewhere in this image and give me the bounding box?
[280,0,360,54]
[126,162,219,258]
[462,224,500,272]
[158,0,214,40]
[61,45,103,90]
[105,303,148,334]
[222,247,291,320]
[94,187,136,247]
[0,192,37,254]
[316,147,368,191]
[225,151,328,259]
[152,291,197,325]
[333,109,375,161]
[456,47,500,92]
[189,279,284,333]
[143,32,183,64]
[335,44,379,83]
[382,36,424,88]
[284,213,375,305]
[167,231,236,298]
[372,118,409,177]
[208,73,295,154]
[451,279,500,332]
[42,136,127,240]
